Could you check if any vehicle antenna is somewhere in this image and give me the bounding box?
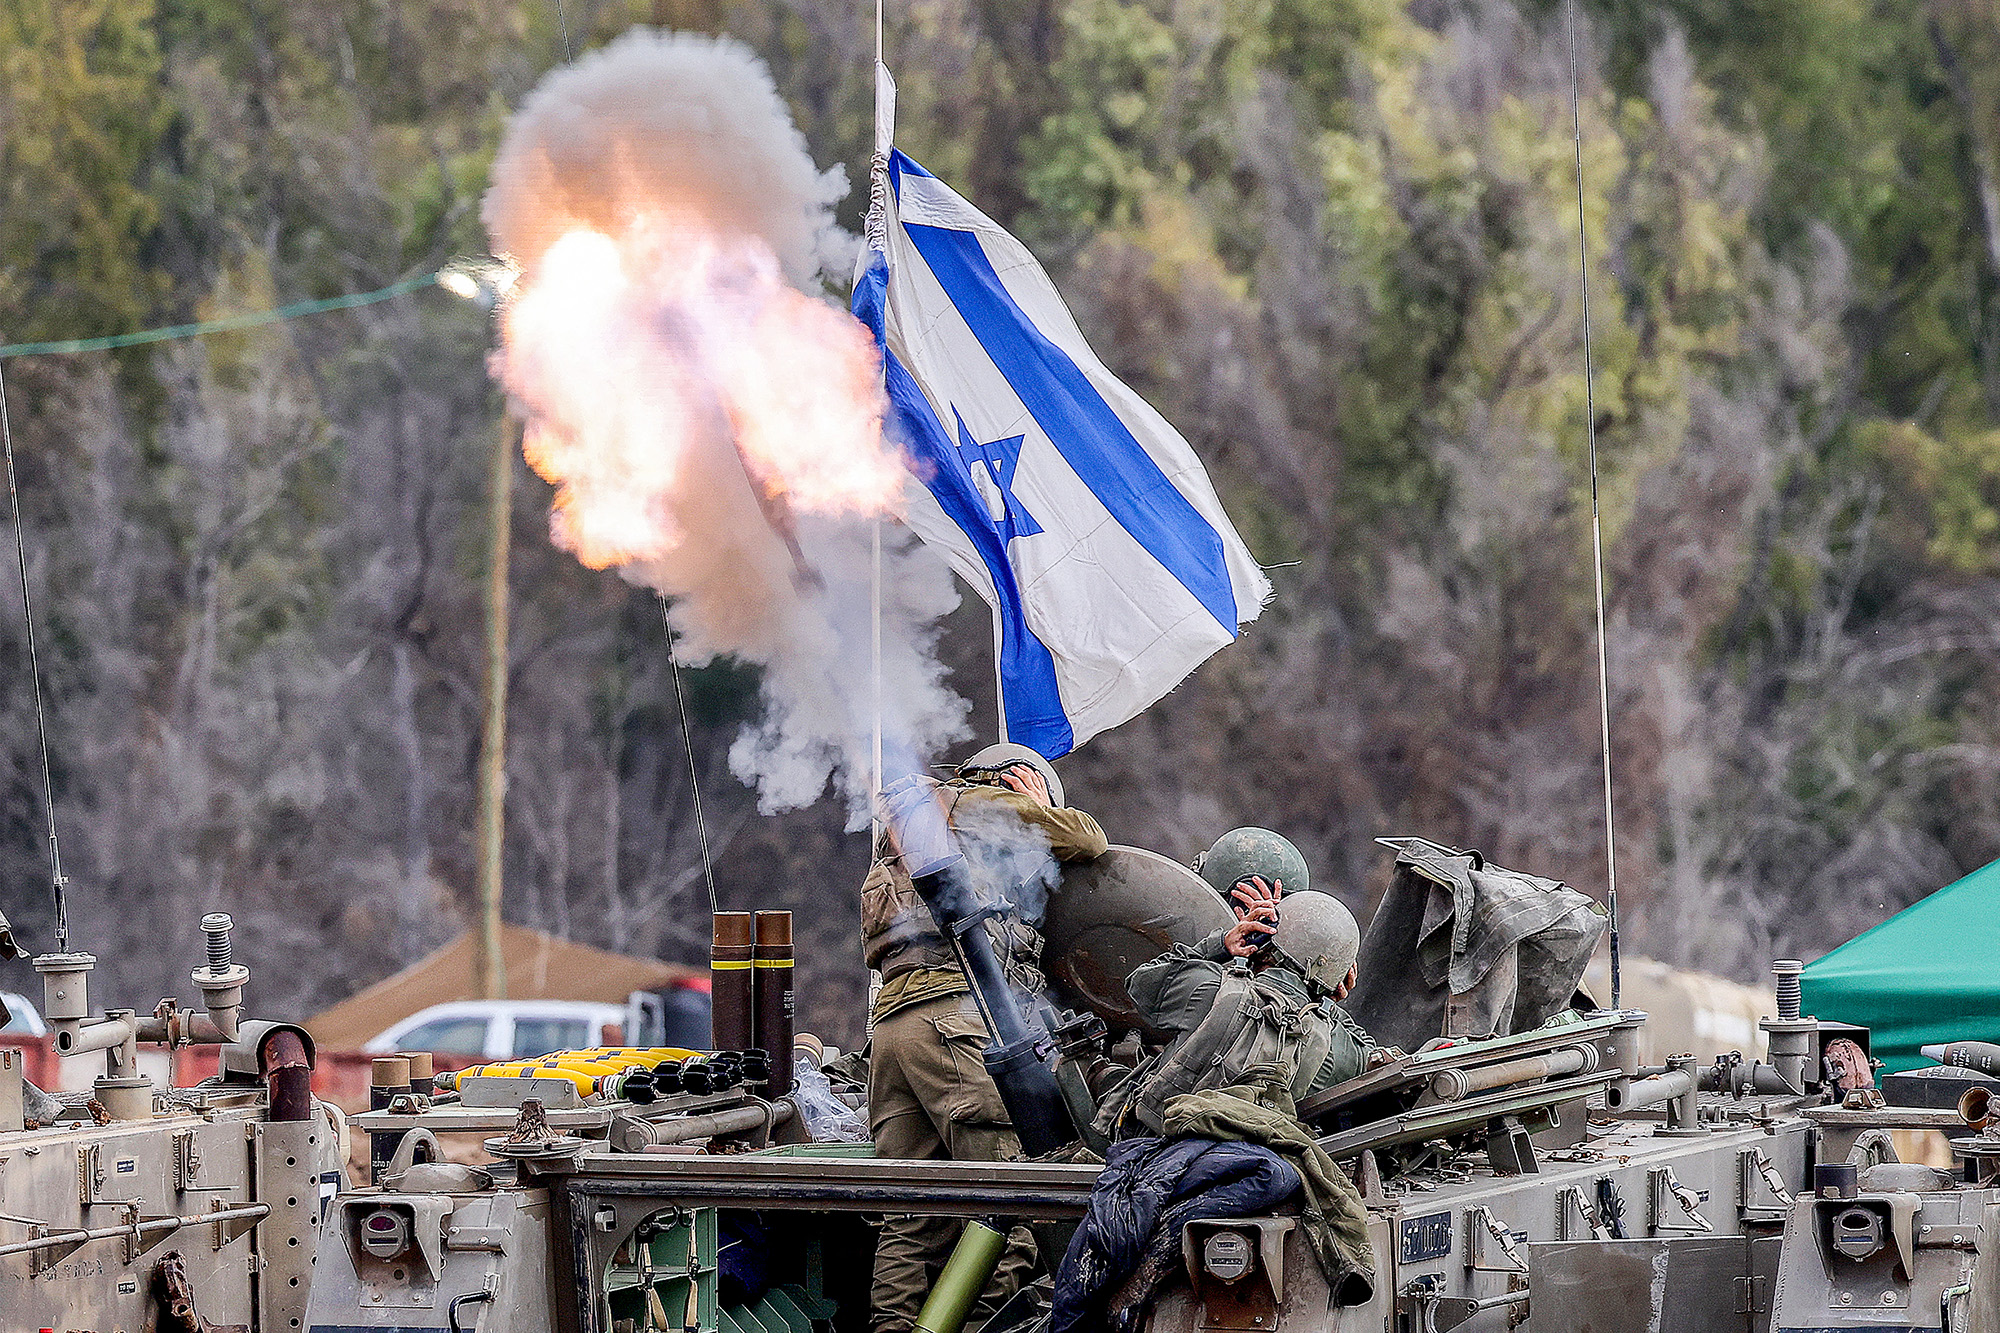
[0,359,71,950]
[659,595,719,915]
[1566,0,1621,1006]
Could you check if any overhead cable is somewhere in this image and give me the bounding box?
[0,272,440,360]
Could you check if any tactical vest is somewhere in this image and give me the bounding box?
[860,849,1047,1000]
[1104,963,1334,1138]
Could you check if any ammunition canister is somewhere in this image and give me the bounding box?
[754,910,795,1098]
[711,912,755,1051]
[405,1050,435,1098]
[369,1055,411,1185]
[912,1220,1010,1333]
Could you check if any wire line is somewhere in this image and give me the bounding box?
[0,358,70,949]
[659,597,718,915]
[1567,0,1621,1007]
[0,273,440,360]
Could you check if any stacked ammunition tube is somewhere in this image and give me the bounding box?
[754,911,795,1098]
[369,1055,411,1184]
[712,910,795,1096]
[710,912,755,1051]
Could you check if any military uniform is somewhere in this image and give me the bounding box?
[863,779,1107,1333]
[1098,931,1379,1138]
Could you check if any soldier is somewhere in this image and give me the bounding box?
[1192,830,1379,1091]
[1094,884,1363,1138]
[862,743,1108,1333]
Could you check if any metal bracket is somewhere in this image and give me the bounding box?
[1734,1273,1769,1315]
[173,1128,205,1192]
[79,1142,103,1204]
[28,1223,88,1275]
[1556,1185,1606,1241]
[210,1196,257,1251]
[1737,1148,1793,1222]
[1649,1166,1714,1233]
[119,1202,141,1263]
[1465,1206,1529,1273]
[445,1224,514,1253]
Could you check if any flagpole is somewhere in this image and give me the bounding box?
[870,0,886,836]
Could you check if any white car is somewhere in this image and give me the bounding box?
[361,999,626,1061]
[1,991,48,1037]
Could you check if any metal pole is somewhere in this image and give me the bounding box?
[474,413,513,1001]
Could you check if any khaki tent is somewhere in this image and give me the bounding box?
[305,923,698,1051]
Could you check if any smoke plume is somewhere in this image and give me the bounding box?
[484,30,968,816]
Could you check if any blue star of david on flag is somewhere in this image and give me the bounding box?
[952,408,1043,543]
[851,61,1270,759]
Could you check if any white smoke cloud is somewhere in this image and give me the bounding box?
[484,30,969,817]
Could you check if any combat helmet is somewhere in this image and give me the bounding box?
[958,742,1064,807]
[1268,890,1361,994]
[1195,827,1311,898]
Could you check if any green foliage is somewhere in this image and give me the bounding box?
[3,0,2000,1009]
[0,0,170,340]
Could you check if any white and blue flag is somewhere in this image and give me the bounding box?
[852,66,1270,759]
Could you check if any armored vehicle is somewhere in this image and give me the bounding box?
[309,843,2000,1333]
[0,912,344,1332]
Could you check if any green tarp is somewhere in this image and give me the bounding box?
[1800,856,2000,1073]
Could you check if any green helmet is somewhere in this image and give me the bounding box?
[1269,891,1360,994]
[1195,827,1311,898]
[958,742,1064,807]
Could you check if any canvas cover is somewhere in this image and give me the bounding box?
[1346,840,1607,1052]
[1801,856,2000,1073]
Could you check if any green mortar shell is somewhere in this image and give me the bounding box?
[912,1220,1009,1333]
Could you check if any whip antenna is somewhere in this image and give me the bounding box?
[0,360,70,949]
[659,596,718,914]
[1566,0,1621,1006]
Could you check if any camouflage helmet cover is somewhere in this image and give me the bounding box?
[1269,890,1361,994]
[958,742,1064,807]
[1194,827,1311,898]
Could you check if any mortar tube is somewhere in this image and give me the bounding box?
[911,860,1076,1157]
[884,774,1076,1157]
[711,912,755,1052]
[753,911,795,1099]
[369,1056,411,1185]
[912,1220,1010,1333]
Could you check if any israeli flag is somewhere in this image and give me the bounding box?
[852,65,1270,759]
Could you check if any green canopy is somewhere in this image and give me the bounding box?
[1800,856,2000,1073]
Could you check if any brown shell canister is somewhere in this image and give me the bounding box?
[711,911,755,1052]
[753,910,795,1098]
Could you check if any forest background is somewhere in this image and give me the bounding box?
[4,0,1999,1048]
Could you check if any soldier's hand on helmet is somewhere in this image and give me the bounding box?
[1229,875,1283,918]
[1223,876,1282,957]
[997,763,1053,807]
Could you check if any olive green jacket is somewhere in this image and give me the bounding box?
[863,778,1107,1022]
[1160,1068,1376,1307]
[1129,931,1380,1095]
